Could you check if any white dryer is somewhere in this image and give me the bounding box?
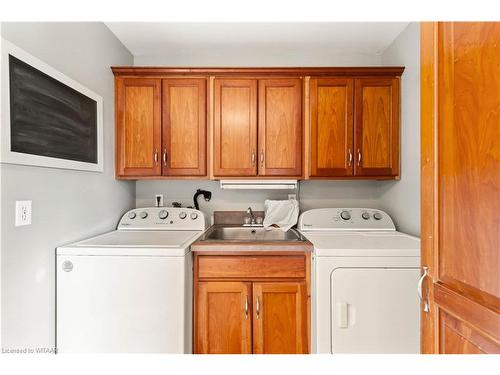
[298,208,420,354]
[56,207,205,353]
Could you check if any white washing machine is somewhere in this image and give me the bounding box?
[56,207,205,353]
[298,208,420,354]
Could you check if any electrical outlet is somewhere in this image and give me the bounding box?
[154,194,164,207]
[288,194,297,200]
[15,200,32,226]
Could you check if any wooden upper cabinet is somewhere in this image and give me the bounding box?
[116,78,161,177]
[252,282,308,354]
[310,78,354,177]
[213,79,258,177]
[354,77,400,177]
[258,79,303,177]
[162,78,206,176]
[195,281,252,354]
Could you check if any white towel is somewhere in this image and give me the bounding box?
[262,199,300,232]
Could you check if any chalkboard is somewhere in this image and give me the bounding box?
[9,54,98,164]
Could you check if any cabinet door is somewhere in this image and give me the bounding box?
[258,79,303,176]
[213,79,257,177]
[116,78,161,177]
[162,79,207,176]
[354,78,399,177]
[253,282,308,354]
[310,78,354,177]
[196,282,252,354]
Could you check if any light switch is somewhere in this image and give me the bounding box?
[15,200,32,226]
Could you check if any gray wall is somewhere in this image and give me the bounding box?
[0,23,135,349]
[379,23,420,236]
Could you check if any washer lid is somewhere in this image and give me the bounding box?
[301,231,420,257]
[57,230,203,256]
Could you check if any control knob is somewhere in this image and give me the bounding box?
[140,211,148,219]
[179,212,187,220]
[128,212,137,219]
[361,212,370,220]
[340,210,351,220]
[158,210,169,220]
[373,212,383,220]
[190,212,198,220]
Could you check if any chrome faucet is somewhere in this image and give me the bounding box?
[246,207,256,225]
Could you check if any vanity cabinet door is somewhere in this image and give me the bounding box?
[354,77,400,177]
[115,78,162,177]
[310,78,354,177]
[252,282,308,354]
[195,281,252,354]
[258,78,303,177]
[213,79,258,177]
[162,78,207,176]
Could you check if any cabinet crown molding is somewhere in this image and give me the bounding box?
[112,66,405,77]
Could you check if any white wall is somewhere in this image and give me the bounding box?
[134,48,382,66]
[379,23,420,236]
[0,23,135,349]
[136,180,384,225]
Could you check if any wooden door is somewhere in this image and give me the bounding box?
[421,22,500,354]
[252,282,308,354]
[115,78,161,177]
[213,79,257,177]
[310,78,354,177]
[162,78,207,176]
[258,79,303,176]
[196,282,252,354]
[354,77,399,177]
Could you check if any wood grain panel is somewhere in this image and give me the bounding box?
[438,22,500,299]
[116,78,161,177]
[197,255,306,279]
[421,22,500,354]
[440,311,500,354]
[213,79,257,176]
[162,78,207,176]
[252,282,308,354]
[258,79,302,176]
[354,77,399,177]
[310,78,354,177]
[195,282,252,354]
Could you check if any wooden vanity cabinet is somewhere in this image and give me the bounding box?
[193,252,310,354]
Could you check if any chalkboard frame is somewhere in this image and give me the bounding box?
[1,39,103,172]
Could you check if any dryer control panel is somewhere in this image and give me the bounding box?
[298,208,395,231]
[118,207,206,231]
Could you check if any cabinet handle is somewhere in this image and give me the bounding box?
[256,296,261,319]
[348,149,353,167]
[260,151,264,166]
[418,266,430,313]
[251,152,256,165]
[154,150,158,165]
[245,295,249,319]
[163,148,168,166]
[357,149,361,166]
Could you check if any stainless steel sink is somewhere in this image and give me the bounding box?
[201,226,304,242]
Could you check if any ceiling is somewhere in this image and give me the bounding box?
[106,22,409,59]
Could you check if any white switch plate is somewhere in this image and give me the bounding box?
[155,194,164,207]
[15,200,32,226]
